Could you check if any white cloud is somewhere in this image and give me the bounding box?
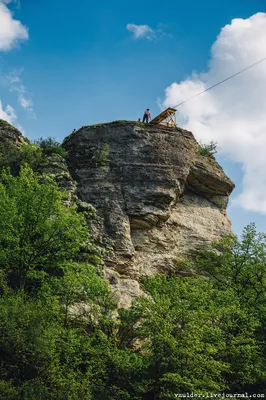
[5,0,20,4]
[126,23,172,41]
[2,0,21,7]
[7,69,35,118]
[0,1,28,51]
[126,24,156,40]
[0,100,17,123]
[163,12,266,214]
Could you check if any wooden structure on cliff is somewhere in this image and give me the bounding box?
[150,107,177,127]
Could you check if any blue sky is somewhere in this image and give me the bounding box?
[1,0,266,235]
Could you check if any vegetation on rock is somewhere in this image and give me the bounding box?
[0,137,67,175]
[0,119,13,127]
[93,143,110,165]
[198,140,218,158]
[34,137,67,158]
[0,142,42,174]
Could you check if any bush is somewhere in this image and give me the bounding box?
[198,140,218,158]
[0,142,43,175]
[93,143,110,165]
[0,136,66,175]
[34,137,67,158]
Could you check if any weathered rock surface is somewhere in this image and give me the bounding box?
[38,154,78,206]
[0,120,235,308]
[0,119,25,147]
[0,120,77,206]
[64,121,235,308]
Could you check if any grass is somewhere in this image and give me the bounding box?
[84,120,138,128]
[62,120,151,145]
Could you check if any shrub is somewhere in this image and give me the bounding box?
[93,143,110,165]
[0,142,43,174]
[198,140,218,158]
[34,137,67,158]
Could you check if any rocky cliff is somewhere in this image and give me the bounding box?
[0,119,235,307]
[63,121,235,307]
[0,119,25,147]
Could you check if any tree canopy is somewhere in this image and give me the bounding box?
[0,165,265,399]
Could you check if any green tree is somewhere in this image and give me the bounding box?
[195,224,266,391]
[0,166,93,290]
[196,224,266,308]
[0,142,43,175]
[129,276,228,398]
[0,288,95,399]
[34,137,67,158]
[115,273,266,398]
[0,165,119,399]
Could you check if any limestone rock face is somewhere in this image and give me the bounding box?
[38,154,78,206]
[64,122,235,308]
[0,120,25,147]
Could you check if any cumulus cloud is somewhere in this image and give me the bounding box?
[126,24,156,40]
[0,1,28,51]
[7,69,35,118]
[126,23,171,40]
[0,100,17,123]
[163,12,266,214]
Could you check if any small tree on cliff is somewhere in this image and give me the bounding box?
[198,140,218,158]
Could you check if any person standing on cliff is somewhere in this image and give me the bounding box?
[142,109,151,123]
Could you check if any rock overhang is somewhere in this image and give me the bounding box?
[63,121,235,307]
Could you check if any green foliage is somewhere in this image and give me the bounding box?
[0,142,20,171]
[0,165,115,399]
[19,143,43,168]
[34,137,67,158]
[85,120,135,128]
[195,223,266,391]
[196,223,266,309]
[119,277,228,397]
[0,119,13,127]
[198,140,218,158]
[0,163,266,398]
[136,121,146,128]
[0,166,93,290]
[0,137,66,176]
[93,143,110,165]
[23,136,31,144]
[0,290,95,399]
[0,142,43,174]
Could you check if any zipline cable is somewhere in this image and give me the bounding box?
[172,56,266,109]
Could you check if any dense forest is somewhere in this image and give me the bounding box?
[0,139,265,399]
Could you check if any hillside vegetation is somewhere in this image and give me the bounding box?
[0,138,265,399]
